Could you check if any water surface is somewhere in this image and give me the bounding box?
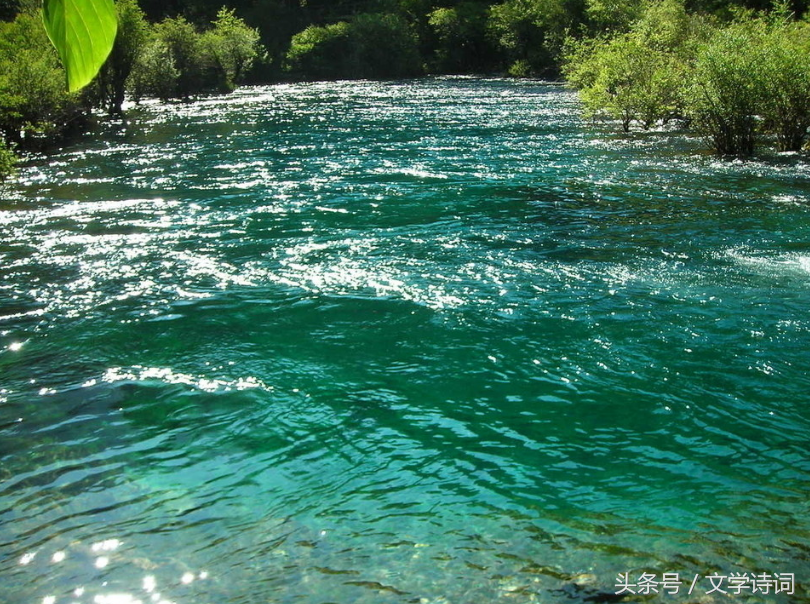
[2,78,810,603]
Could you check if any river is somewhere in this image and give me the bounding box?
[1,77,809,603]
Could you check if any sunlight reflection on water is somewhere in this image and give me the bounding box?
[2,78,810,604]
[18,538,211,604]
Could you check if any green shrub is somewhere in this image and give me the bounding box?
[0,138,16,181]
[686,21,767,156]
[286,13,421,80]
[565,0,810,156]
[97,0,150,114]
[129,37,180,102]
[758,19,810,151]
[0,11,85,148]
[154,16,210,99]
[565,33,683,130]
[204,8,264,90]
[130,13,237,101]
[286,22,354,79]
[564,0,712,133]
[507,58,532,77]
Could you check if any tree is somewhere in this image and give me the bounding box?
[0,11,86,147]
[563,0,704,131]
[204,7,263,90]
[758,18,810,151]
[427,3,495,73]
[686,21,766,155]
[564,33,682,130]
[98,0,150,114]
[129,36,180,101]
[488,0,583,76]
[153,16,209,99]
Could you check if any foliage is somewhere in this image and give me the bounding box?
[507,57,532,76]
[685,11,810,155]
[686,20,766,155]
[285,12,421,80]
[564,0,698,131]
[757,18,810,151]
[0,11,85,147]
[127,6,263,100]
[488,0,584,76]
[128,36,180,101]
[204,7,263,89]
[632,0,715,53]
[5,0,810,164]
[564,33,682,130]
[153,16,209,99]
[0,137,15,181]
[427,3,495,73]
[488,0,555,75]
[97,0,150,114]
[129,14,219,100]
[584,0,646,32]
[240,0,306,80]
[562,0,810,156]
[286,22,354,79]
[349,12,421,78]
[42,0,118,91]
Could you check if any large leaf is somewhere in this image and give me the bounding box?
[43,0,118,92]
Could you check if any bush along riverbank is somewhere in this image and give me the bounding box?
[2,0,810,181]
[563,0,810,157]
[0,0,263,180]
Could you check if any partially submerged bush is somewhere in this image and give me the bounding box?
[0,138,16,181]
[564,0,810,156]
[686,21,765,156]
[757,19,810,151]
[687,14,810,155]
[565,34,683,131]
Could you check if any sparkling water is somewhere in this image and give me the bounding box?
[1,78,809,604]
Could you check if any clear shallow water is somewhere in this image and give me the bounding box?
[1,77,810,603]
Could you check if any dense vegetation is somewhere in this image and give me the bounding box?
[0,0,262,178]
[1,0,809,179]
[564,0,810,155]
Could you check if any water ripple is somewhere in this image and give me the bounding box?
[2,78,810,603]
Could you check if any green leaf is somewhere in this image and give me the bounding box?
[42,0,118,92]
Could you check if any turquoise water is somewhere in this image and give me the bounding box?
[1,78,810,603]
